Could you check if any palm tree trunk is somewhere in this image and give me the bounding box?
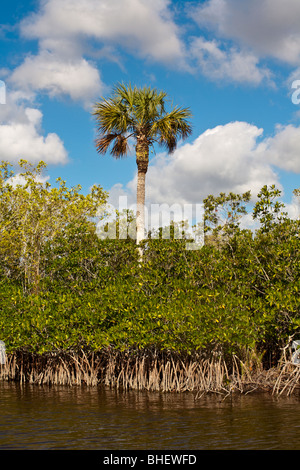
[135,137,149,254]
[136,168,146,246]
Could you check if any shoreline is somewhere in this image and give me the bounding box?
[1,349,299,397]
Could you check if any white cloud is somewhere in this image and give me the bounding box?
[105,120,300,232]
[0,98,68,165]
[190,37,273,85]
[192,0,300,66]
[147,122,281,205]
[7,0,186,107]
[10,50,103,109]
[260,124,300,173]
[108,122,282,209]
[20,0,185,65]
[108,182,136,209]
[285,196,300,219]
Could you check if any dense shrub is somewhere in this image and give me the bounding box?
[0,161,299,364]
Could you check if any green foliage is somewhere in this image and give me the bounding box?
[204,190,251,235]
[253,184,288,232]
[0,159,107,294]
[0,164,299,364]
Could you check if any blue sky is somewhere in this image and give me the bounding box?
[0,0,300,224]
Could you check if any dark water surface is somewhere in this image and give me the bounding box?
[0,382,300,450]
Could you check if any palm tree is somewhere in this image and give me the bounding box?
[93,83,192,252]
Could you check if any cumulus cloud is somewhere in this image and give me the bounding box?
[259,124,300,173]
[7,0,187,107]
[285,196,300,220]
[1,0,188,173]
[190,37,273,85]
[191,0,300,65]
[10,51,103,109]
[0,98,68,165]
[146,122,281,205]
[105,120,300,232]
[20,0,185,65]
[108,122,282,210]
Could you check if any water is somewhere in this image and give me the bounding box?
[0,382,300,450]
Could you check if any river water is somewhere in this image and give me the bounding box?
[0,382,300,450]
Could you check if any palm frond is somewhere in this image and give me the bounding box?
[93,82,192,158]
[113,82,136,109]
[95,133,129,158]
[93,98,133,135]
[134,87,167,126]
[151,106,192,152]
[110,134,130,158]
